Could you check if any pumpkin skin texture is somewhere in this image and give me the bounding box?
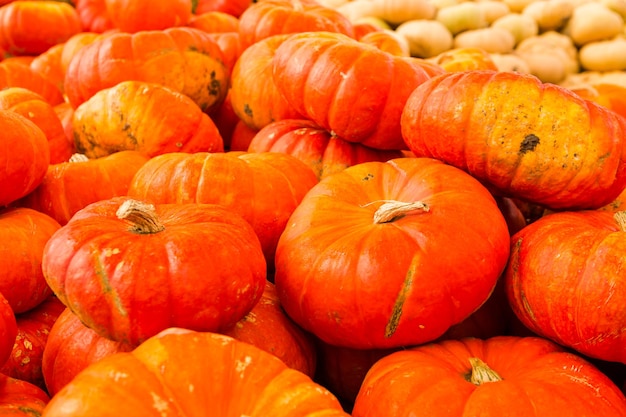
[401,70,626,210]
[0,87,73,164]
[352,336,626,417]
[505,210,626,363]
[0,293,17,369]
[64,27,229,112]
[274,157,511,349]
[272,31,443,150]
[18,151,150,226]
[127,151,319,270]
[73,0,115,33]
[0,207,60,314]
[105,0,192,33]
[195,0,252,17]
[29,43,66,96]
[0,1,82,56]
[42,308,133,397]
[238,0,355,49]
[0,110,50,207]
[0,373,49,415]
[72,80,224,158]
[1,296,65,390]
[42,328,349,417]
[41,197,267,346]
[0,61,64,106]
[247,119,406,180]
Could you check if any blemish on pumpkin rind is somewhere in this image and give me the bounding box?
[385,267,415,338]
[243,104,253,118]
[94,252,129,319]
[17,406,42,417]
[518,134,540,155]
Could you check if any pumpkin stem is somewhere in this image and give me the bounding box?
[69,153,89,163]
[371,200,429,224]
[468,357,502,385]
[116,199,165,234]
[614,211,626,231]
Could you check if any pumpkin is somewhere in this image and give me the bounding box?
[0,110,49,208]
[238,0,354,49]
[271,31,443,150]
[0,61,64,106]
[229,120,260,151]
[247,118,406,180]
[230,34,305,131]
[205,31,243,75]
[429,46,499,72]
[0,373,49,415]
[41,328,350,417]
[72,80,224,158]
[42,197,267,346]
[0,0,81,56]
[187,10,239,33]
[401,70,626,210]
[1,296,65,390]
[222,281,317,377]
[0,207,60,314]
[17,151,149,226]
[505,209,626,363]
[29,43,66,95]
[105,0,192,33]
[59,31,103,75]
[356,29,410,57]
[194,0,252,17]
[0,87,73,164]
[0,293,17,369]
[64,27,229,112]
[569,82,626,120]
[127,151,319,269]
[274,157,511,349]
[42,308,133,397]
[73,0,115,33]
[352,336,626,416]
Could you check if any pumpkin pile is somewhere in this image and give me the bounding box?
[1,0,626,415]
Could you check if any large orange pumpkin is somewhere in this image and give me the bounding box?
[274,157,511,349]
[64,27,229,112]
[271,31,443,150]
[104,0,192,33]
[0,61,64,106]
[0,373,49,415]
[352,336,626,416]
[401,70,626,210]
[0,110,50,207]
[72,80,224,158]
[42,328,349,417]
[42,197,267,346]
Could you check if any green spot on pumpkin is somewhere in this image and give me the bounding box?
[385,267,414,338]
[94,252,128,319]
[244,104,253,118]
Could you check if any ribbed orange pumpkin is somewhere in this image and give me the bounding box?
[0,61,64,106]
[73,0,115,33]
[274,157,511,349]
[127,151,319,269]
[401,70,626,210]
[0,292,17,369]
[42,328,349,417]
[64,27,229,112]
[42,197,267,346]
[72,80,224,158]
[272,31,443,150]
[105,0,192,33]
[0,110,49,207]
[0,1,81,56]
[0,373,49,415]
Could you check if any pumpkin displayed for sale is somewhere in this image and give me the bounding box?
[42,308,134,397]
[0,372,49,415]
[194,0,252,17]
[42,197,267,346]
[238,0,355,49]
[127,151,319,269]
[29,43,66,95]
[505,209,626,363]
[104,0,192,33]
[0,87,73,164]
[352,336,626,416]
[274,157,511,349]
[18,151,150,226]
[73,0,115,33]
[0,110,50,207]
[1,296,65,390]
[271,31,443,150]
[0,292,17,369]
[64,27,229,112]
[0,207,60,314]
[247,118,406,180]
[401,70,626,210]
[42,328,349,417]
[0,61,64,106]
[72,80,224,158]
[0,0,82,56]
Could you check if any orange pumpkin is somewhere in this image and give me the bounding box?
[73,0,115,33]
[0,61,64,106]
[0,373,49,415]
[29,43,66,94]
[0,292,17,369]
[72,80,224,158]
[429,47,499,72]
[187,10,239,33]
[104,0,193,33]
[42,328,349,417]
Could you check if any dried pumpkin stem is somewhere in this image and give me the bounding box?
[614,211,626,231]
[69,153,89,163]
[372,200,429,224]
[116,199,165,234]
[468,357,502,385]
